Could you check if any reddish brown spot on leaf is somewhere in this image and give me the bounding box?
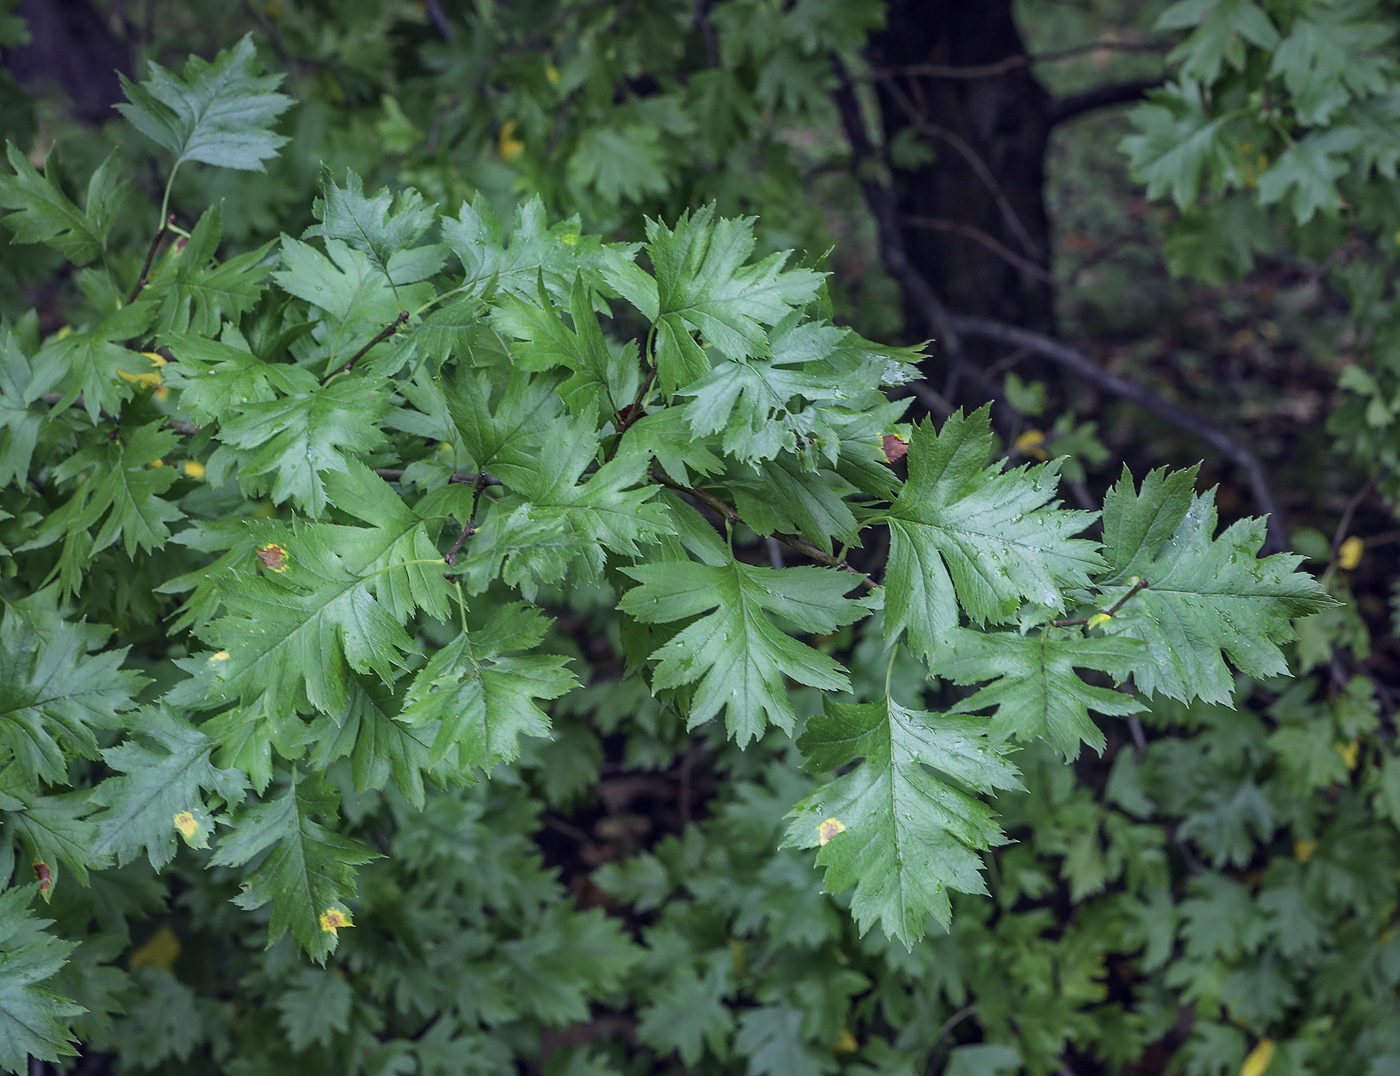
[881,434,908,463]
[256,543,289,572]
[33,860,52,900]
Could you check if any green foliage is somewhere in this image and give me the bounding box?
[0,5,1388,1075]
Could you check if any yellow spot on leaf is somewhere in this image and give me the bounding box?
[498,119,525,162]
[151,458,165,468]
[54,325,73,341]
[183,460,206,479]
[209,651,230,662]
[174,807,213,849]
[1013,429,1049,460]
[1294,839,1317,863]
[1087,612,1113,629]
[1240,1037,1274,1076]
[818,817,846,845]
[319,908,352,937]
[256,543,289,572]
[546,63,560,85]
[559,231,579,246]
[1337,535,1363,570]
[129,925,182,971]
[832,1029,858,1053]
[1337,738,1360,770]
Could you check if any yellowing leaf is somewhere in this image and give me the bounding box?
[129,925,182,971]
[183,460,206,479]
[1337,535,1363,570]
[1294,838,1317,863]
[116,351,166,388]
[498,120,525,162]
[1240,1037,1274,1076]
[1087,612,1114,629]
[832,1029,858,1053]
[1013,428,1049,459]
[1337,738,1360,770]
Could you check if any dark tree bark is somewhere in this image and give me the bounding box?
[867,0,1055,339]
[2,0,132,126]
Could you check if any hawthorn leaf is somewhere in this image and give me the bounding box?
[612,205,823,395]
[161,328,317,426]
[33,301,157,421]
[0,887,83,1071]
[1094,467,1332,703]
[1256,127,1361,224]
[784,697,1023,946]
[679,316,856,463]
[304,169,447,287]
[0,779,105,890]
[318,461,456,622]
[116,33,292,173]
[146,204,272,335]
[567,123,669,205]
[884,407,1102,657]
[0,144,123,265]
[88,706,248,870]
[938,628,1145,759]
[459,411,670,594]
[398,603,577,773]
[272,236,411,370]
[734,1005,836,1076]
[216,374,392,515]
[0,604,143,786]
[0,320,61,489]
[441,195,622,303]
[619,558,865,745]
[304,675,436,810]
[441,365,564,474]
[490,276,639,416]
[27,422,184,558]
[211,774,379,962]
[1158,0,1279,84]
[275,968,354,1052]
[183,531,415,719]
[617,405,725,485]
[1121,81,1235,207]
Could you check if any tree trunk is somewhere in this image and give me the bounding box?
[868,0,1054,340]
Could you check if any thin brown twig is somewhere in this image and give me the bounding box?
[320,311,409,385]
[126,213,175,304]
[876,75,1043,259]
[647,469,878,590]
[903,214,1057,284]
[374,467,503,487]
[946,315,1289,553]
[1051,577,1149,627]
[828,58,1014,434]
[1330,475,1379,557]
[862,39,1171,81]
